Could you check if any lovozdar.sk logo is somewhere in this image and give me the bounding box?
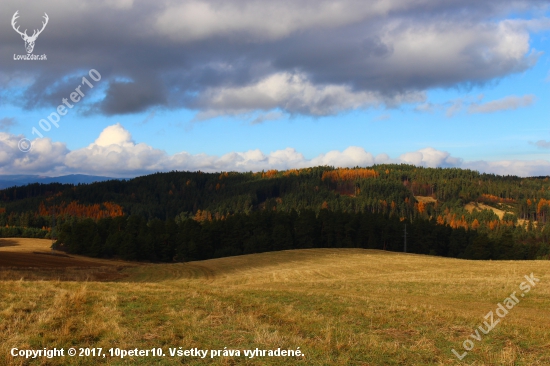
[12,10,48,60]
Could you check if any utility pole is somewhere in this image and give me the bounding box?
[403,224,407,253]
[51,205,56,252]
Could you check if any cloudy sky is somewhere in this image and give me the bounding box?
[1,0,549,177]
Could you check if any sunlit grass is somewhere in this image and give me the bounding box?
[0,240,549,365]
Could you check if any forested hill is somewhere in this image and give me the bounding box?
[1,165,549,261]
[0,174,116,189]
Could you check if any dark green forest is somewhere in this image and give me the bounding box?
[1,165,549,261]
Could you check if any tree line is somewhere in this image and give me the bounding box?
[55,209,548,262]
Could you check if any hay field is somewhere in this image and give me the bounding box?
[0,238,549,365]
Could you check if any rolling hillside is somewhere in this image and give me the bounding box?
[0,238,549,365]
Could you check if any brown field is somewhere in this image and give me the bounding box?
[0,238,549,365]
[0,238,133,281]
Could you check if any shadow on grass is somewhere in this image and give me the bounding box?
[0,239,19,248]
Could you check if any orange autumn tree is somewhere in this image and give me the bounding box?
[537,198,550,223]
[416,201,426,214]
[321,168,379,196]
[262,170,279,178]
[321,168,379,182]
[38,201,124,219]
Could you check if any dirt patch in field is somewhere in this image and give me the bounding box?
[0,237,134,280]
[0,238,133,268]
[0,238,137,282]
[0,265,129,281]
[0,251,108,268]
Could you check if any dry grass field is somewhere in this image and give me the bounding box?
[0,238,549,365]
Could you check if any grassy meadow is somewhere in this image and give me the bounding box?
[0,238,549,365]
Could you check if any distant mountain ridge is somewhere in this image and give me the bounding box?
[0,174,118,189]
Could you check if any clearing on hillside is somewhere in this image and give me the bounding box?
[414,195,437,204]
[464,201,509,219]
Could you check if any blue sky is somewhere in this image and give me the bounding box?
[1,0,549,177]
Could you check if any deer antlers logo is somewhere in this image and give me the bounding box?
[12,11,49,54]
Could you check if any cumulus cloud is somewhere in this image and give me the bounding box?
[1,124,548,177]
[192,72,425,118]
[310,147,376,167]
[94,123,135,147]
[463,159,550,177]
[1,0,545,118]
[0,133,68,175]
[399,147,462,168]
[468,94,535,114]
[64,123,166,175]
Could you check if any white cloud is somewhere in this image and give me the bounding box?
[93,123,135,147]
[193,72,425,119]
[1,124,549,177]
[399,147,462,168]
[310,147,376,167]
[463,160,550,177]
[0,133,68,175]
[468,94,535,114]
[64,123,166,175]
